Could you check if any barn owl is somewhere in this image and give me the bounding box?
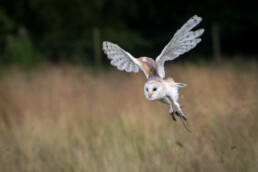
[103,15,204,131]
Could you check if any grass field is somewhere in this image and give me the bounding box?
[0,62,257,172]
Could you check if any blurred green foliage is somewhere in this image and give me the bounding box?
[0,9,15,43]
[3,28,36,68]
[0,0,257,68]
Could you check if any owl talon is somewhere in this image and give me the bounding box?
[175,111,191,132]
[170,112,176,121]
[175,111,187,121]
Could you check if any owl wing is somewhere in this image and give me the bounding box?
[155,15,204,78]
[103,41,152,78]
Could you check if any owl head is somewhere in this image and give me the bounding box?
[144,81,164,100]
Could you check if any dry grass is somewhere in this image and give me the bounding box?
[0,62,257,172]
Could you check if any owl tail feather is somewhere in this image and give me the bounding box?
[174,83,187,87]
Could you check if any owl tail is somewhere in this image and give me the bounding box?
[174,83,187,88]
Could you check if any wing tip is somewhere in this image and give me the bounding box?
[194,28,205,38]
[199,28,205,34]
[102,41,114,50]
[102,41,108,51]
[192,15,202,22]
[196,38,202,44]
[175,83,187,87]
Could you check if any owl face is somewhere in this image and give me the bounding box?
[144,81,163,100]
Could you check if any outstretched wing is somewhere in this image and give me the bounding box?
[155,15,204,78]
[103,41,152,78]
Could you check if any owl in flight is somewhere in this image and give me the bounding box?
[103,15,204,131]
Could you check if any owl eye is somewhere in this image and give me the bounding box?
[153,87,157,91]
[146,88,148,92]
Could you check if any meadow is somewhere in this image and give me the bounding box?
[0,61,257,172]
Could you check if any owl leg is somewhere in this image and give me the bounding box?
[169,104,176,122]
[171,99,191,132]
[167,95,186,121]
[167,101,176,121]
[173,100,187,121]
[160,97,176,121]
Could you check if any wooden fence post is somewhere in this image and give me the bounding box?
[93,27,102,72]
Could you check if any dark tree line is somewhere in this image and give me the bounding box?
[0,0,257,67]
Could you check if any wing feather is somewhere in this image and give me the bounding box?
[117,60,127,70]
[103,41,150,78]
[132,64,139,73]
[155,15,204,78]
[125,63,131,72]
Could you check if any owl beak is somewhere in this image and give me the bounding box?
[149,92,153,99]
